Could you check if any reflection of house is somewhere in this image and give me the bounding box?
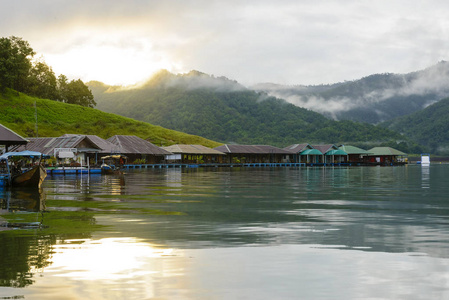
[0,124,28,152]
[11,134,116,165]
[365,147,407,165]
[214,144,292,163]
[107,135,172,164]
[284,144,322,163]
[338,145,371,164]
[162,144,225,164]
[312,144,348,164]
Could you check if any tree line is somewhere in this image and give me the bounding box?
[0,36,95,108]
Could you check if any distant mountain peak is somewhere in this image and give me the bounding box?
[126,69,246,92]
[183,70,208,77]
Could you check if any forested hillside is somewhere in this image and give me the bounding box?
[254,61,449,124]
[0,88,221,148]
[90,71,421,152]
[381,97,449,155]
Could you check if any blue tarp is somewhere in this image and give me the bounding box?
[0,151,50,160]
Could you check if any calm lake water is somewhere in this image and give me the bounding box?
[1,165,449,299]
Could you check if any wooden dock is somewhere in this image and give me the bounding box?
[40,161,405,176]
[46,167,102,175]
[121,162,361,169]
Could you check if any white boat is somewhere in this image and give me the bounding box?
[419,154,430,165]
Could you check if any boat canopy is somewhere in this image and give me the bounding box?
[0,151,50,160]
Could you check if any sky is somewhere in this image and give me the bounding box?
[2,0,449,87]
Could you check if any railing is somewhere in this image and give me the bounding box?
[122,162,307,169]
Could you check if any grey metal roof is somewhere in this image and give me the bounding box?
[107,135,172,155]
[312,144,338,154]
[0,123,28,146]
[50,135,85,149]
[10,135,116,155]
[162,144,225,155]
[9,137,54,154]
[84,135,117,153]
[283,144,313,153]
[214,144,293,154]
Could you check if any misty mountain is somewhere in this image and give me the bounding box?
[253,61,449,124]
[89,70,417,151]
[381,97,449,155]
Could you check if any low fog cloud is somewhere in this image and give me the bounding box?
[169,73,247,92]
[264,62,449,118]
[280,95,359,119]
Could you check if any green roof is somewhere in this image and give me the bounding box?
[326,149,348,156]
[338,145,370,155]
[367,147,407,156]
[300,149,323,155]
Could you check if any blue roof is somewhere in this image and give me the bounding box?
[326,149,348,156]
[0,151,50,160]
[300,149,323,155]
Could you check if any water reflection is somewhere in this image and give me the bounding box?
[421,165,430,189]
[3,240,448,300]
[0,188,50,289]
[166,168,182,188]
[0,184,105,290]
[0,237,187,300]
[1,166,449,299]
[0,187,46,227]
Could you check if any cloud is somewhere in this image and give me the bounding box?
[166,71,247,92]
[269,93,360,120]
[3,0,449,86]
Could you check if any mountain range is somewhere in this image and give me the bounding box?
[88,70,420,153]
[253,61,449,124]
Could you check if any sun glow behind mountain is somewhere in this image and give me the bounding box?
[44,40,180,86]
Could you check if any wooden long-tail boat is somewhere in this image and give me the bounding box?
[12,164,47,188]
[0,151,48,189]
[100,154,127,175]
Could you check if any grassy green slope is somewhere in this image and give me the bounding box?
[0,89,221,148]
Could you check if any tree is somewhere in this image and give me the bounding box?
[57,74,69,101]
[25,58,58,99]
[57,72,96,108]
[0,36,35,91]
[63,79,96,108]
[0,36,96,108]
